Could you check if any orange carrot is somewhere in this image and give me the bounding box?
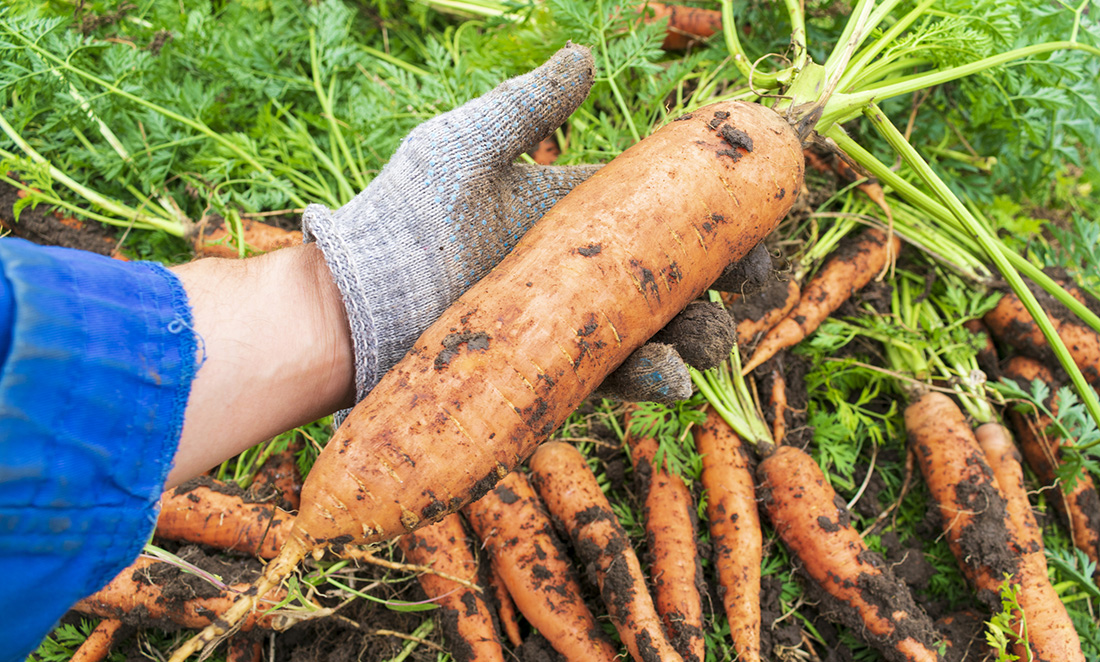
[767,364,788,444]
[905,391,1084,662]
[486,564,523,648]
[693,407,763,662]
[729,277,801,348]
[398,513,505,662]
[757,444,944,662]
[71,619,125,662]
[465,470,619,661]
[626,410,706,662]
[196,216,302,258]
[226,637,263,662]
[529,135,561,166]
[169,97,803,661]
[803,144,894,223]
[639,3,723,50]
[984,286,1100,384]
[529,441,685,662]
[1002,357,1100,569]
[249,441,304,511]
[742,227,902,374]
[155,477,294,559]
[73,557,285,631]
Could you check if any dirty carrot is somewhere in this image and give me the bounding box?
[486,564,523,648]
[155,477,294,559]
[1003,356,1100,569]
[168,95,803,661]
[70,619,124,662]
[398,513,505,662]
[73,556,286,631]
[640,2,723,50]
[249,440,304,511]
[803,143,893,223]
[626,409,706,662]
[196,216,302,258]
[226,637,263,662]
[758,443,944,662]
[692,406,762,662]
[742,227,902,374]
[766,364,788,444]
[984,285,1100,384]
[905,391,1085,662]
[530,440,685,662]
[728,277,801,348]
[464,470,619,662]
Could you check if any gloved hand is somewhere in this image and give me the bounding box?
[305,44,738,405]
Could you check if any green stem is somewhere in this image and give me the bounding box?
[310,30,367,193]
[0,120,184,236]
[717,0,779,87]
[834,0,935,93]
[821,41,1100,130]
[782,0,808,72]
[865,104,1100,430]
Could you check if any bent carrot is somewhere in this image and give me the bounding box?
[170,95,803,661]
[1002,357,1100,569]
[905,391,1084,662]
[155,477,294,559]
[71,619,125,662]
[758,444,944,662]
[398,513,505,662]
[627,411,706,662]
[693,407,763,662]
[73,557,285,631]
[465,470,619,662]
[529,441,684,662]
[742,227,902,374]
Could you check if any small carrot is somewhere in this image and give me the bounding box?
[905,391,1084,662]
[766,364,788,445]
[1002,356,1100,569]
[728,277,801,348]
[758,444,944,662]
[984,285,1100,384]
[71,619,125,662]
[397,513,505,662]
[627,410,706,662]
[639,2,723,50]
[742,227,902,374]
[226,637,263,662]
[196,216,302,258]
[464,470,619,662]
[156,477,294,559]
[73,557,285,631]
[529,441,685,662]
[803,143,894,223]
[486,563,523,647]
[529,135,561,166]
[249,440,304,511]
[693,406,763,662]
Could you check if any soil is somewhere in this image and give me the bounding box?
[0,181,119,255]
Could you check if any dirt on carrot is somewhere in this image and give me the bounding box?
[0,181,120,256]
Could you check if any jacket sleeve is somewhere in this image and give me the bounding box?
[0,237,199,662]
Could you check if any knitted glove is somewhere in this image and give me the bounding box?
[305,44,735,405]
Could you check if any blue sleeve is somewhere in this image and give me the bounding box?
[0,238,198,662]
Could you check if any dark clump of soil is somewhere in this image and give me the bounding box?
[759,574,802,658]
[0,181,119,255]
[714,241,773,295]
[516,631,566,662]
[651,300,736,371]
[935,610,995,662]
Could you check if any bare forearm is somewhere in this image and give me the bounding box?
[166,243,354,488]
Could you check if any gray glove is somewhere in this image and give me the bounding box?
[305,44,735,406]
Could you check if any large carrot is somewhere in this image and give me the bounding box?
[758,444,944,662]
[984,285,1100,384]
[742,227,902,374]
[398,513,505,662]
[464,470,619,661]
[627,410,706,662]
[1002,357,1100,569]
[692,406,762,662]
[73,557,286,631]
[529,440,685,662]
[169,96,802,661]
[155,477,294,559]
[905,391,1085,662]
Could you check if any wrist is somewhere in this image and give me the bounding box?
[167,243,354,487]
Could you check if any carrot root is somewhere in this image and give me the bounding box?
[71,619,125,662]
